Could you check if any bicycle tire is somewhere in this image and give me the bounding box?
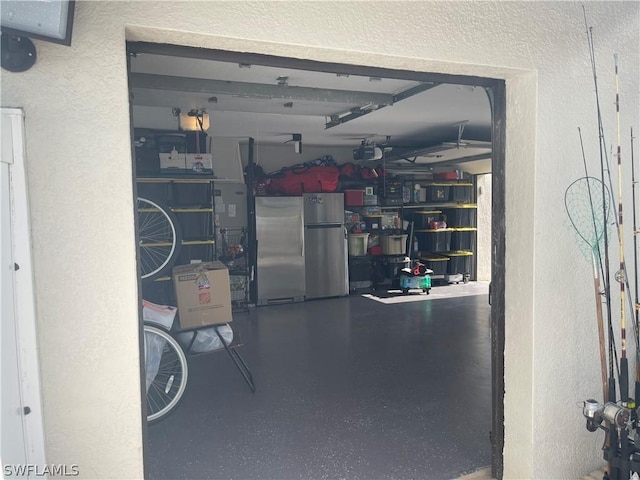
[137,197,182,281]
[143,323,189,423]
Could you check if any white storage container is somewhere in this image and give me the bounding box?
[381,234,408,255]
[348,233,370,256]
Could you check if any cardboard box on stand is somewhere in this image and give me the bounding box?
[172,261,232,329]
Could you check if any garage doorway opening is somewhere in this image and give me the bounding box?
[127,42,505,479]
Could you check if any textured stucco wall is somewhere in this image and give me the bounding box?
[2,1,638,478]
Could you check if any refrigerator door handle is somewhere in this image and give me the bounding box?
[305,223,343,229]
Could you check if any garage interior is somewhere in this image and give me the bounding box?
[129,44,495,479]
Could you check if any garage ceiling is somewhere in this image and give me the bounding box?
[129,51,492,173]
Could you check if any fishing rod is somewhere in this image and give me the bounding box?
[581,9,624,479]
[613,52,632,478]
[597,65,640,401]
[613,53,628,406]
[585,14,639,336]
[584,10,640,390]
[578,128,609,403]
[632,126,639,400]
[578,8,640,478]
[583,7,617,407]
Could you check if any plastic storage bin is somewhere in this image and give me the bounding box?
[420,255,450,275]
[446,252,473,274]
[364,194,378,206]
[381,234,408,255]
[416,231,452,252]
[452,231,474,251]
[345,189,365,207]
[348,233,370,256]
[414,211,442,229]
[451,186,472,203]
[363,215,383,230]
[448,209,475,227]
[428,186,450,202]
[379,179,403,205]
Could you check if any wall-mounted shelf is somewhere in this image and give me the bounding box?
[415,227,478,233]
[137,176,214,183]
[381,203,477,210]
[172,207,214,213]
[426,182,474,187]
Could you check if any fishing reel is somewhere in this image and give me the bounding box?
[583,399,631,432]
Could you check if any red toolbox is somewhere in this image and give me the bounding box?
[344,189,365,206]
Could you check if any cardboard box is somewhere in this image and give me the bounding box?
[159,152,186,172]
[186,153,213,174]
[173,261,233,328]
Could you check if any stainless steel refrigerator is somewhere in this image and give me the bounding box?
[255,196,306,305]
[303,193,348,299]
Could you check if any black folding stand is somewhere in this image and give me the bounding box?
[184,324,256,393]
[213,325,256,392]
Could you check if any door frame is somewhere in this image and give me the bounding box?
[1,108,48,470]
[126,42,507,478]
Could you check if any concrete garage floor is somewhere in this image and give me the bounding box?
[147,282,491,480]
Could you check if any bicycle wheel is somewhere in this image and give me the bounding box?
[137,197,181,280]
[143,324,189,423]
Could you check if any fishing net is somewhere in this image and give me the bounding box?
[565,176,625,378]
[565,176,611,264]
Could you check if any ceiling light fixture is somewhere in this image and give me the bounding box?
[179,108,210,131]
[292,134,302,154]
[284,133,302,154]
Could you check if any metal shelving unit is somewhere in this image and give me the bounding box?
[137,175,216,305]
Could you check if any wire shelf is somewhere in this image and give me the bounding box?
[218,227,247,268]
[217,227,249,310]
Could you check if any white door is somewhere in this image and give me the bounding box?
[1,108,46,472]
